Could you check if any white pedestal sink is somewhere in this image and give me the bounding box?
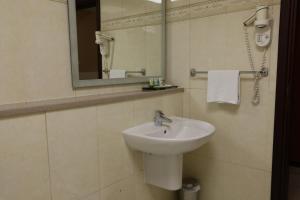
[122,117,215,190]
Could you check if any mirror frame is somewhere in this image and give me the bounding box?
[68,0,166,88]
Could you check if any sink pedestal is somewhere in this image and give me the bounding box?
[123,117,215,190]
[143,153,182,190]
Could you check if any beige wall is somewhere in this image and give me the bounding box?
[0,1,181,200]
[0,93,183,200]
[0,0,147,105]
[167,1,280,200]
[0,0,281,200]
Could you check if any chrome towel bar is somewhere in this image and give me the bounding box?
[103,68,146,76]
[126,68,146,76]
[190,67,269,77]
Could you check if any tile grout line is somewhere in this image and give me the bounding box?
[187,153,273,173]
[95,106,102,197]
[187,0,192,118]
[44,113,54,200]
[100,174,135,191]
[131,98,139,200]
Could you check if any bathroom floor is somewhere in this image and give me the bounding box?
[289,167,300,200]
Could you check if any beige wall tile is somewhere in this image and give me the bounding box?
[166,20,190,88]
[22,1,74,101]
[145,0,162,13]
[50,0,67,4]
[190,14,228,69]
[167,0,189,9]
[97,102,136,188]
[0,3,29,104]
[0,115,51,200]
[101,178,136,200]
[189,0,209,5]
[183,89,191,117]
[184,155,272,200]
[0,0,75,103]
[145,25,162,77]
[122,0,148,17]
[101,0,123,21]
[46,107,99,200]
[0,57,27,104]
[81,191,101,200]
[189,89,274,171]
[161,93,183,116]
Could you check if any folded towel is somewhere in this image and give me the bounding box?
[207,70,240,104]
[109,69,126,79]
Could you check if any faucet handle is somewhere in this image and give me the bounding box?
[155,110,164,116]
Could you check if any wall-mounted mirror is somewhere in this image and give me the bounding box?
[68,0,166,88]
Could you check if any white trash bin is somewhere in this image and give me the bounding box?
[179,178,200,200]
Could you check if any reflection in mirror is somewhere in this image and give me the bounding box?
[72,0,164,83]
[76,0,100,80]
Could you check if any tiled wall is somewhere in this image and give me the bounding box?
[102,25,162,78]
[0,1,183,200]
[0,93,183,200]
[0,0,281,200]
[100,0,162,78]
[166,0,280,200]
[0,0,145,105]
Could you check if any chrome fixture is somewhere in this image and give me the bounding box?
[102,68,146,76]
[190,67,269,77]
[126,68,146,76]
[154,110,172,127]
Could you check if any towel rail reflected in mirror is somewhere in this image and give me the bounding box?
[102,68,146,77]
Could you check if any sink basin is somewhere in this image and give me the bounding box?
[122,116,215,190]
[123,117,215,155]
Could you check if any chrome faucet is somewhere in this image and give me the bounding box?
[154,110,172,127]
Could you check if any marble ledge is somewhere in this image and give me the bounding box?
[0,88,184,119]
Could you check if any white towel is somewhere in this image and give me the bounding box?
[207,70,240,104]
[109,69,126,79]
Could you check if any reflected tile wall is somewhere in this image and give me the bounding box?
[100,0,163,78]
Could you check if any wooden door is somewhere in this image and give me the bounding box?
[289,5,300,165]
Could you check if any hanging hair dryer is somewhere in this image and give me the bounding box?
[243,6,270,28]
[95,31,114,57]
[242,5,272,105]
[243,5,272,47]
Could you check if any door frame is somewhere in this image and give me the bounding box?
[271,0,299,199]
